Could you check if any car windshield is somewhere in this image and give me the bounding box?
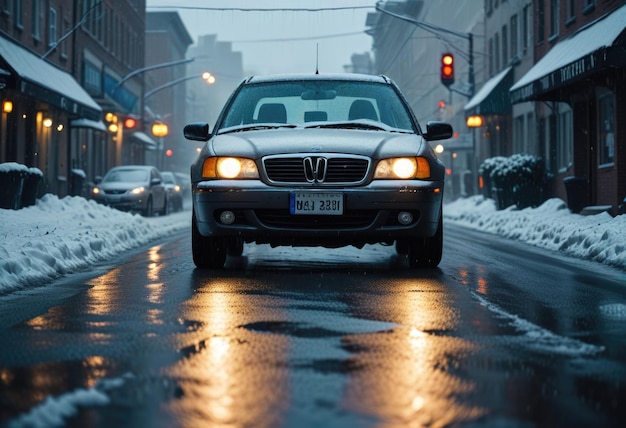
[218,80,416,133]
[103,170,148,183]
[161,173,176,184]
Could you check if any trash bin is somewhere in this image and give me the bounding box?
[0,163,25,210]
[563,176,588,213]
[20,168,43,208]
[70,169,86,196]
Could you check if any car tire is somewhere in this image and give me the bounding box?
[407,211,443,268]
[227,238,244,257]
[161,196,168,216]
[192,212,227,269]
[144,197,153,217]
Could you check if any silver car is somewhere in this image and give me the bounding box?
[92,165,167,217]
[184,73,452,269]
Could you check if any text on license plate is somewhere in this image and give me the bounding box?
[289,192,343,215]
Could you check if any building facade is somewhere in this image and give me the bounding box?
[0,0,149,197]
[511,0,626,214]
[370,0,626,214]
[145,11,193,173]
[367,0,484,200]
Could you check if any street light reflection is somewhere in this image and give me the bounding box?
[343,277,485,425]
[164,280,289,427]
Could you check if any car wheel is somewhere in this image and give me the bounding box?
[192,212,227,269]
[144,197,153,217]
[161,196,168,216]
[227,238,244,257]
[407,212,443,268]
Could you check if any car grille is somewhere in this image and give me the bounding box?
[255,209,376,229]
[263,155,369,184]
[104,189,126,195]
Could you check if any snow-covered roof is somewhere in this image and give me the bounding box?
[511,4,626,100]
[0,36,101,115]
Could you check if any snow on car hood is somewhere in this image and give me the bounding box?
[208,128,425,159]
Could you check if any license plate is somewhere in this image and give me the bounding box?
[289,192,343,215]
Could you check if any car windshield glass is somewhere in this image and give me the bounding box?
[104,170,148,183]
[161,173,176,184]
[219,80,416,132]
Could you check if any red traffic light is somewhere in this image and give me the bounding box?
[165,149,173,157]
[440,53,454,87]
[124,116,138,129]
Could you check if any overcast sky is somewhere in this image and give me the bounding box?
[145,0,376,75]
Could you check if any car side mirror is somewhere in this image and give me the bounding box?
[94,176,102,184]
[184,122,211,141]
[423,121,453,141]
[151,177,162,186]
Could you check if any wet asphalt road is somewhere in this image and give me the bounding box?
[1,223,626,427]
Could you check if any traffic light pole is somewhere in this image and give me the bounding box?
[375,2,474,98]
[375,2,477,193]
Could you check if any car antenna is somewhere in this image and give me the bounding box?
[315,43,319,74]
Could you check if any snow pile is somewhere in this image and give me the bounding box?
[0,194,189,293]
[444,196,626,270]
[1,193,625,295]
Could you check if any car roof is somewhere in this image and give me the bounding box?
[111,165,153,170]
[243,73,392,85]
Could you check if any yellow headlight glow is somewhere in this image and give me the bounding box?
[202,157,259,179]
[392,158,417,179]
[374,157,431,179]
[217,157,241,178]
[130,186,145,195]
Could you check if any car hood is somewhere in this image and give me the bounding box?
[208,128,425,159]
[97,181,146,191]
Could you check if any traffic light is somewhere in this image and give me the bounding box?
[440,53,454,87]
[123,115,139,129]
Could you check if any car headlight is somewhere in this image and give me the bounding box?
[374,157,431,179]
[202,157,259,179]
[130,186,146,195]
[92,187,101,195]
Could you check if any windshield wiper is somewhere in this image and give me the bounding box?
[220,124,297,134]
[306,121,389,132]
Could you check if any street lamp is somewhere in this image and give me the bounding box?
[143,72,216,102]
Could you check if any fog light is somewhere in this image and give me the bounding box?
[219,210,236,225]
[397,211,413,225]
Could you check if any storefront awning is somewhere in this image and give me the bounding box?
[131,132,158,150]
[70,118,107,132]
[0,36,102,120]
[465,66,512,116]
[510,4,626,103]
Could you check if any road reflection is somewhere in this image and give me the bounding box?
[164,272,291,427]
[338,276,487,425]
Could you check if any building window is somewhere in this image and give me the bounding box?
[514,115,525,153]
[502,25,508,66]
[522,5,530,53]
[13,0,22,29]
[526,112,535,153]
[488,38,494,75]
[32,0,43,40]
[2,0,11,15]
[583,0,595,14]
[510,14,518,59]
[557,104,573,172]
[61,18,69,57]
[550,0,559,39]
[598,90,615,167]
[537,0,545,44]
[494,33,500,70]
[48,8,57,48]
[566,0,576,24]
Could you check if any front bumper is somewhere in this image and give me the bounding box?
[192,179,443,247]
[93,194,145,212]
